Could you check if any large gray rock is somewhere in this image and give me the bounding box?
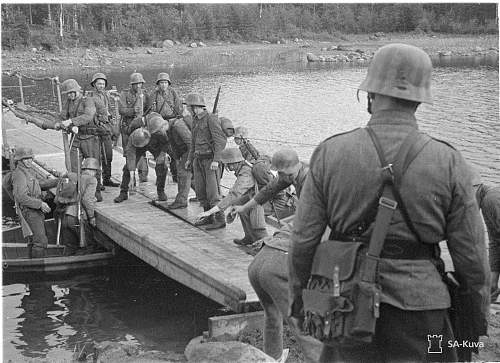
[306,52,319,62]
[189,42,198,48]
[185,336,276,363]
[198,41,207,47]
[163,39,175,47]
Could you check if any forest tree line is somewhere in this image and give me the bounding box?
[1,3,498,49]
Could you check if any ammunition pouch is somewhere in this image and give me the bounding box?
[78,125,109,136]
[302,241,381,347]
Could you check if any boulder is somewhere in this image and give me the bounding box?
[262,40,270,44]
[306,52,319,62]
[146,49,153,54]
[50,57,61,63]
[279,38,286,44]
[321,47,327,51]
[198,41,206,47]
[108,46,118,52]
[318,55,326,62]
[31,48,37,53]
[299,43,312,48]
[175,40,181,45]
[162,39,175,47]
[125,46,133,51]
[294,38,299,42]
[337,45,350,51]
[189,42,198,48]
[329,45,338,51]
[185,336,276,363]
[438,51,452,57]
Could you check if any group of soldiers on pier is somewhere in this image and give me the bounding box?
[6,43,499,362]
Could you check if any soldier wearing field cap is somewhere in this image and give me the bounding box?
[185,93,227,229]
[90,73,120,192]
[11,147,59,258]
[115,72,150,200]
[288,44,489,361]
[56,78,101,200]
[114,112,170,203]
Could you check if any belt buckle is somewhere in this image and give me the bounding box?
[379,197,397,209]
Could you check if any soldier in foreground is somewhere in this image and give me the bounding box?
[288,43,489,362]
[185,93,227,229]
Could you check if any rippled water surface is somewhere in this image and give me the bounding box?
[2,57,499,361]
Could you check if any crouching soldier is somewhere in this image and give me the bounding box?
[56,78,102,201]
[197,148,268,241]
[114,113,170,203]
[11,147,59,258]
[56,158,99,255]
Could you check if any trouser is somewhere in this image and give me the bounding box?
[119,152,166,194]
[70,135,101,173]
[22,208,48,249]
[174,151,191,204]
[239,207,268,242]
[170,156,178,181]
[61,214,94,251]
[100,134,114,182]
[248,245,322,362]
[265,199,296,220]
[193,157,221,209]
[319,304,457,362]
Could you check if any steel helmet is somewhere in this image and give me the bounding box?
[14,147,34,161]
[219,148,244,164]
[60,79,82,94]
[82,157,100,170]
[271,148,299,171]
[185,93,206,107]
[220,117,235,137]
[129,72,146,85]
[359,43,433,104]
[90,72,107,87]
[146,112,169,134]
[156,72,171,85]
[234,126,249,139]
[130,127,151,147]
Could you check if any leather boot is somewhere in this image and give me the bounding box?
[114,192,128,203]
[194,207,213,226]
[167,200,188,209]
[103,179,120,187]
[233,236,253,246]
[205,211,226,230]
[95,190,103,202]
[156,190,167,202]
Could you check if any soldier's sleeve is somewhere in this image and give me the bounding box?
[71,97,96,126]
[254,175,290,205]
[481,187,500,242]
[119,92,135,117]
[188,121,195,164]
[12,170,43,209]
[59,99,68,120]
[82,176,97,219]
[207,114,227,161]
[39,177,59,190]
[446,152,490,336]
[172,89,183,117]
[218,168,254,211]
[125,140,138,172]
[288,145,328,316]
[176,121,192,147]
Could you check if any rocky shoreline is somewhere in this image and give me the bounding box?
[1,33,498,76]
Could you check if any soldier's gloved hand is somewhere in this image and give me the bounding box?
[185,160,192,170]
[210,161,219,170]
[40,202,51,214]
[89,217,96,227]
[62,119,72,128]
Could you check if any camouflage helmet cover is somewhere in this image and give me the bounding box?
[130,127,151,148]
[130,72,146,85]
[185,93,206,107]
[220,117,235,137]
[358,43,433,104]
[146,112,169,134]
[156,72,171,85]
[90,72,107,87]
[60,79,82,94]
[14,147,34,161]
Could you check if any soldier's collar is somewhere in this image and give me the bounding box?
[367,110,418,128]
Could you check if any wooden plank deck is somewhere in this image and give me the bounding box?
[2,112,272,312]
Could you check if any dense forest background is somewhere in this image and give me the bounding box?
[1,3,498,49]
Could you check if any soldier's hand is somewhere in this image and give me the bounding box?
[40,202,51,214]
[210,161,219,170]
[62,119,72,128]
[185,160,192,170]
[89,217,96,227]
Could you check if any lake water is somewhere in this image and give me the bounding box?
[2,55,499,361]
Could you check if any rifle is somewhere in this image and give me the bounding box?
[212,86,221,114]
[76,148,86,248]
[55,77,72,172]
